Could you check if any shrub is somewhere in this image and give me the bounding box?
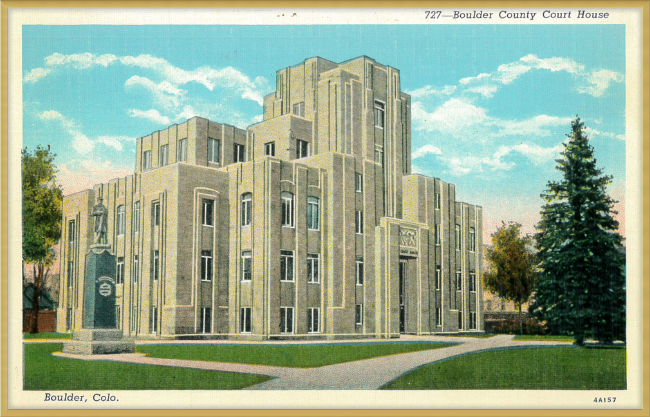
[492,318,548,335]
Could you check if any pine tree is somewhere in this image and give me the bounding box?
[531,117,625,345]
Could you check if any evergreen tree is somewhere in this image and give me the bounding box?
[531,117,625,345]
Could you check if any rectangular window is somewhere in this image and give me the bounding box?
[280,251,294,282]
[241,251,252,281]
[469,227,476,252]
[67,261,74,288]
[241,193,252,226]
[374,100,385,128]
[116,205,126,236]
[151,307,158,334]
[280,307,294,334]
[201,307,212,334]
[356,258,364,286]
[456,270,462,291]
[281,192,294,227]
[201,250,213,282]
[458,311,463,330]
[292,101,305,118]
[152,250,160,281]
[307,254,319,283]
[435,266,441,290]
[133,201,140,233]
[435,193,441,210]
[355,304,364,325]
[115,306,121,329]
[307,308,320,333]
[355,173,363,193]
[264,142,275,157]
[469,312,477,330]
[240,307,251,333]
[117,257,124,285]
[307,197,319,230]
[131,306,138,332]
[233,143,245,163]
[435,227,441,246]
[296,139,308,159]
[66,308,72,331]
[374,148,383,165]
[455,224,461,251]
[152,202,161,226]
[177,139,187,162]
[142,150,152,171]
[355,210,363,235]
[436,308,442,326]
[202,199,214,226]
[469,271,476,292]
[208,138,220,163]
[68,220,75,242]
[159,144,168,167]
[132,255,139,283]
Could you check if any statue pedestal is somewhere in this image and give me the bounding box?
[63,244,134,355]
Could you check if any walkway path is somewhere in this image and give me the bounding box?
[52,335,572,390]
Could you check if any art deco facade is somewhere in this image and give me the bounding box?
[58,56,484,339]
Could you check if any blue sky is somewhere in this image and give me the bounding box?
[22,25,626,241]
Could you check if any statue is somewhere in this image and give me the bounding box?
[92,197,109,245]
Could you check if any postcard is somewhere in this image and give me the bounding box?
[5,4,646,412]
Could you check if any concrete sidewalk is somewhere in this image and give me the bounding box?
[52,335,572,390]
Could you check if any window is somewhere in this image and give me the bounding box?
[355,304,364,325]
[374,100,385,128]
[355,210,363,235]
[152,202,161,226]
[202,199,214,226]
[469,271,476,292]
[201,250,212,282]
[469,227,476,252]
[292,101,305,117]
[132,255,139,283]
[307,197,319,230]
[281,192,294,227]
[355,173,363,193]
[280,251,294,282]
[435,193,441,210]
[455,224,461,251]
[66,308,72,331]
[133,201,140,233]
[240,307,252,333]
[356,258,364,286]
[458,311,463,329]
[159,144,168,167]
[456,270,462,291]
[201,307,212,333]
[280,307,294,334]
[152,250,160,281]
[307,308,320,333]
[142,150,152,171]
[307,254,319,283]
[177,139,187,162]
[116,205,126,236]
[116,306,121,329]
[375,148,383,165]
[117,257,125,284]
[67,261,74,288]
[68,220,75,242]
[436,308,442,326]
[131,306,138,332]
[208,138,220,163]
[233,143,245,163]
[435,227,441,246]
[151,307,158,334]
[241,193,252,226]
[469,312,477,330]
[264,142,275,157]
[241,251,252,281]
[296,139,308,159]
[435,266,441,290]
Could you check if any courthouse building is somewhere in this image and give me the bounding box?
[58,56,484,339]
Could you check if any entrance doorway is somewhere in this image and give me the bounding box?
[399,260,407,333]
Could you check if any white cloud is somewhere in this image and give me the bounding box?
[520,54,584,74]
[412,145,442,159]
[95,136,131,152]
[44,52,118,69]
[411,98,490,134]
[24,68,51,83]
[465,84,498,98]
[406,85,456,98]
[495,115,573,138]
[125,75,183,111]
[459,73,490,85]
[128,108,171,125]
[58,158,132,195]
[578,69,624,97]
[583,126,625,141]
[495,61,532,85]
[510,142,565,163]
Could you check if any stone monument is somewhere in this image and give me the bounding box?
[63,197,135,355]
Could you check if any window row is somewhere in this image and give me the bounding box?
[115,252,160,285]
[237,307,321,334]
[240,193,321,230]
[241,251,323,283]
[115,201,158,237]
[455,225,477,252]
[141,139,187,171]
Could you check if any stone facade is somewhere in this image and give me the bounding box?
[58,56,484,339]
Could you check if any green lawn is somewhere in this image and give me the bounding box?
[138,342,456,368]
[24,343,270,390]
[381,346,626,390]
[23,332,72,340]
[442,334,496,338]
[513,334,575,342]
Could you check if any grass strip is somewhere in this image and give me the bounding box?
[23,332,73,340]
[513,334,575,342]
